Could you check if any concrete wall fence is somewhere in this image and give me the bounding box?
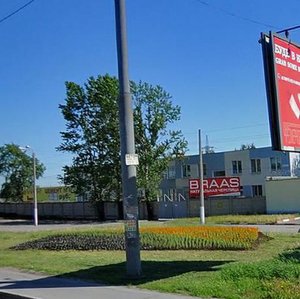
[189,197,266,217]
[0,197,266,220]
[159,197,266,219]
[0,201,158,220]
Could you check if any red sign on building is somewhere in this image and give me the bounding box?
[189,179,201,198]
[261,32,300,152]
[189,177,240,198]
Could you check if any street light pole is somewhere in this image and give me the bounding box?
[32,151,38,226]
[114,0,142,278]
[198,129,205,224]
[20,146,38,226]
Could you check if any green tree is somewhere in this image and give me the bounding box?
[240,143,256,150]
[0,144,45,201]
[58,75,187,220]
[132,82,187,219]
[57,75,121,220]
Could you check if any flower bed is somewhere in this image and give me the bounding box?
[11,226,260,251]
[140,226,259,250]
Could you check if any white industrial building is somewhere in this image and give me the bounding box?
[159,146,300,217]
[265,177,300,213]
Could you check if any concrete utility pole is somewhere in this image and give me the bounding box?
[198,129,205,224]
[114,0,142,278]
[19,146,38,226]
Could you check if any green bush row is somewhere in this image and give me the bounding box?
[221,247,300,281]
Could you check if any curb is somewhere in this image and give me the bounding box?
[278,216,300,223]
[0,292,32,299]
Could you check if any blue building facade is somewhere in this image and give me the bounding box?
[159,146,300,199]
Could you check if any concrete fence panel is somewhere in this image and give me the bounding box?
[62,203,74,218]
[187,197,266,217]
[104,202,118,220]
[0,197,266,220]
[83,202,98,219]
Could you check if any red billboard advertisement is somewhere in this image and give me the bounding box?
[189,177,240,198]
[261,32,300,152]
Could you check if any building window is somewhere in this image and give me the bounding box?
[203,163,207,176]
[232,160,242,174]
[182,164,191,177]
[251,159,261,173]
[270,157,281,171]
[214,170,225,177]
[162,169,168,179]
[252,185,263,197]
[168,166,176,178]
[162,166,176,179]
[48,192,58,201]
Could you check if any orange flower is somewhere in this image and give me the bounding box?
[140,226,259,250]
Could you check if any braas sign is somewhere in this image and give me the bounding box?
[189,177,240,198]
[189,179,201,198]
[261,32,300,152]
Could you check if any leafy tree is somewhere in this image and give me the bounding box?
[57,75,121,220]
[240,143,256,150]
[132,82,187,219]
[0,144,45,201]
[58,75,187,220]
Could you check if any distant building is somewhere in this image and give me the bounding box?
[160,146,300,200]
[21,146,300,214]
[23,186,76,202]
[265,176,300,213]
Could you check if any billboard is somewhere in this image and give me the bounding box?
[189,177,240,198]
[261,32,300,152]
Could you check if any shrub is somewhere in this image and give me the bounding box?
[262,278,300,299]
[278,246,300,263]
[221,259,300,281]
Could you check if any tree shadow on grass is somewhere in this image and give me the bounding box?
[58,259,233,285]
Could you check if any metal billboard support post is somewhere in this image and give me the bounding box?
[32,152,38,226]
[114,0,142,278]
[198,129,205,224]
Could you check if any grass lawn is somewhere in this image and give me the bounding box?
[0,221,299,299]
[166,214,300,226]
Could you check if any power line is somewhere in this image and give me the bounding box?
[188,134,269,145]
[210,134,269,144]
[193,0,279,30]
[205,123,268,133]
[0,0,35,25]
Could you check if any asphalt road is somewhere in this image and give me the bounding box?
[0,217,299,233]
[0,218,124,232]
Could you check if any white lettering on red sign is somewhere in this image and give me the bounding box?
[272,36,300,150]
[189,177,240,198]
[189,179,200,190]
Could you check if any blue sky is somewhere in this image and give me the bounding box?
[1,0,300,186]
